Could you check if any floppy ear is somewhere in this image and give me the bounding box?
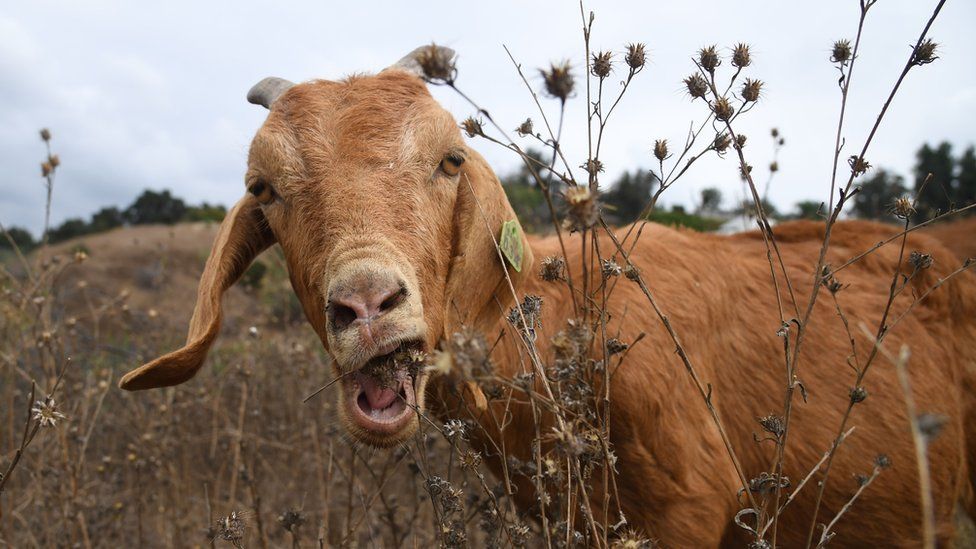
[444,149,534,333]
[119,195,276,390]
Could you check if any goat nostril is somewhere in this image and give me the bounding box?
[329,302,358,332]
[379,286,406,313]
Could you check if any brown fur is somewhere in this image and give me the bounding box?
[120,65,976,546]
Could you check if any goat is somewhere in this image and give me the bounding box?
[119,46,976,546]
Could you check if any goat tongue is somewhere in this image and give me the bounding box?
[362,376,399,410]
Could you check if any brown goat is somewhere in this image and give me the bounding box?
[120,47,976,546]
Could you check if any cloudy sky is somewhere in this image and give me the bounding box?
[2,1,973,235]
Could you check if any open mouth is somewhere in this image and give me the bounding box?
[343,340,425,438]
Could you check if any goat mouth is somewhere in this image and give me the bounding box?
[343,341,425,437]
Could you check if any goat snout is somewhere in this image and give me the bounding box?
[328,276,407,333]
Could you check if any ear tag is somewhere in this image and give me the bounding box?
[498,220,523,272]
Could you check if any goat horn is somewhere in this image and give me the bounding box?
[247,77,294,109]
[387,45,456,77]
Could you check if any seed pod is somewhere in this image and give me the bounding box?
[741,78,763,102]
[540,61,575,102]
[625,42,647,71]
[831,39,852,64]
[698,45,721,72]
[712,97,734,121]
[911,39,939,66]
[653,139,669,162]
[591,51,612,79]
[731,43,752,68]
[684,73,709,99]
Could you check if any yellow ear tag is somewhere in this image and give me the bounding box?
[498,220,523,272]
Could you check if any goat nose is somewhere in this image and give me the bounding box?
[328,281,407,332]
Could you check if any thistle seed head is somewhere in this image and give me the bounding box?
[541,61,575,102]
[741,78,763,102]
[831,39,853,64]
[39,128,51,141]
[416,44,457,83]
[848,155,871,177]
[564,185,599,231]
[653,139,669,162]
[713,133,732,154]
[850,386,868,404]
[909,251,933,270]
[731,43,752,68]
[591,51,613,79]
[698,45,721,72]
[890,196,916,220]
[515,118,534,137]
[625,42,647,71]
[912,39,939,66]
[712,97,734,121]
[539,255,566,282]
[461,117,484,138]
[684,73,709,100]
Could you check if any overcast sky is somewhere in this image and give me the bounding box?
[2,1,974,235]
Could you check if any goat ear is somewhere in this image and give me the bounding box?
[118,195,275,391]
[444,150,534,333]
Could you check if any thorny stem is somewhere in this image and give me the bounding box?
[802,4,947,544]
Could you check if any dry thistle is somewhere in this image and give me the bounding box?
[889,196,916,220]
[591,51,613,79]
[911,39,939,66]
[770,161,779,173]
[698,45,721,72]
[564,185,599,231]
[461,117,484,138]
[850,386,868,404]
[39,128,51,141]
[48,154,60,168]
[32,397,66,427]
[539,255,566,282]
[758,415,785,438]
[731,43,752,68]
[216,511,247,547]
[601,258,622,278]
[831,39,853,64]
[909,251,933,270]
[515,118,534,137]
[848,155,871,177]
[416,44,456,83]
[540,61,575,102]
[875,454,892,469]
[623,264,641,281]
[606,338,629,356]
[712,97,735,122]
[735,134,747,149]
[41,162,53,177]
[507,294,543,340]
[741,78,763,102]
[713,133,732,154]
[625,42,647,71]
[683,73,709,100]
[653,139,669,162]
[581,158,604,176]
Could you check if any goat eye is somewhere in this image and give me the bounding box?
[248,180,274,204]
[440,153,464,177]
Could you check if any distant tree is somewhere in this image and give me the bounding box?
[914,142,955,218]
[956,145,976,209]
[89,206,124,232]
[0,226,36,252]
[184,202,227,223]
[853,169,908,220]
[794,200,822,220]
[49,218,91,243]
[123,189,187,225]
[602,169,657,224]
[698,187,723,215]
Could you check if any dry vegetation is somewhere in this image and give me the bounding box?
[2,1,976,548]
